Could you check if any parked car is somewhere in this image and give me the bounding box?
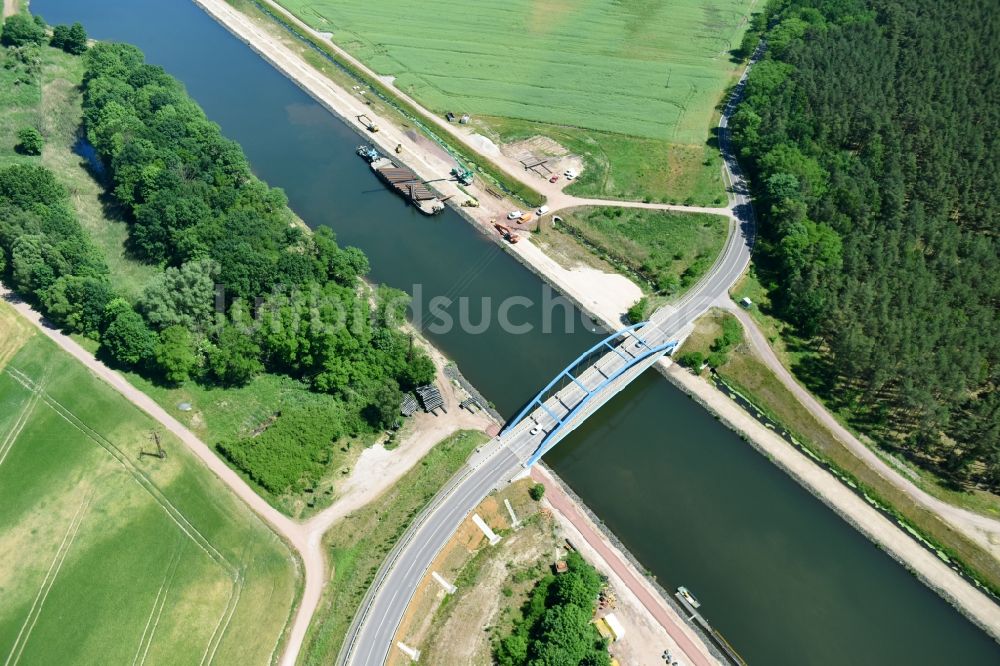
[549,174,560,183]
[536,205,550,216]
[564,169,576,180]
[507,210,523,220]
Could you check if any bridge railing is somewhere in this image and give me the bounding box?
[524,338,677,466]
[502,322,657,436]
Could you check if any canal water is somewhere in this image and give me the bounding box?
[33,1,1000,663]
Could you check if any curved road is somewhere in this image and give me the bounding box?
[338,47,761,666]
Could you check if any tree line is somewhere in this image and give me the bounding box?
[0,24,435,495]
[731,0,999,487]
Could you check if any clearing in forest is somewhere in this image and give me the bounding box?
[0,327,297,665]
[278,0,756,202]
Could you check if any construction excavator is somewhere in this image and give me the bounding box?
[451,164,474,186]
[493,221,520,244]
[357,114,379,132]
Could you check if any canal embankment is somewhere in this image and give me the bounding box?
[191,0,656,325]
[31,0,1000,661]
[661,360,1000,642]
[187,0,1000,645]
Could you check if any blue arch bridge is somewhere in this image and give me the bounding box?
[500,321,679,467]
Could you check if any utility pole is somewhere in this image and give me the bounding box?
[140,431,167,460]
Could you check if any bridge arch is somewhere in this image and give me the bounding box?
[502,322,677,466]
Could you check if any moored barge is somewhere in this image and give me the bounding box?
[357,145,445,215]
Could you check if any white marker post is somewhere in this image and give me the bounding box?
[431,571,457,594]
[472,514,501,545]
[504,498,520,528]
[396,642,421,662]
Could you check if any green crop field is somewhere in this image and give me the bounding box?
[0,305,298,665]
[275,0,756,202]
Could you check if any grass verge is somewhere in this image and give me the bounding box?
[544,206,728,305]
[301,429,488,664]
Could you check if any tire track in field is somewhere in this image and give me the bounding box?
[200,568,246,666]
[5,367,235,573]
[3,493,93,666]
[0,370,46,469]
[4,367,247,661]
[132,542,184,666]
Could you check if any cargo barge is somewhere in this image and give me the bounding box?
[357,145,445,215]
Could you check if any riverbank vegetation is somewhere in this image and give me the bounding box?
[731,0,999,491]
[0,305,297,663]
[301,429,487,665]
[0,17,436,506]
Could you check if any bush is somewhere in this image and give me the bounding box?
[1,14,47,48]
[625,297,648,324]
[494,551,608,666]
[217,402,347,494]
[678,351,704,370]
[529,482,545,501]
[50,22,87,55]
[706,351,728,368]
[15,127,43,155]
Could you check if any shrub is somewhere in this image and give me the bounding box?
[529,483,545,501]
[625,297,648,324]
[50,22,87,55]
[1,14,47,48]
[15,127,43,155]
[217,402,347,494]
[101,304,158,366]
[678,351,704,370]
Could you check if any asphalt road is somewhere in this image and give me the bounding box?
[338,48,761,666]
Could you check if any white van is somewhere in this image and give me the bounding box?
[536,205,550,216]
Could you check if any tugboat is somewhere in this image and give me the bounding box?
[357,144,380,163]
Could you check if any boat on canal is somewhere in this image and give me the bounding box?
[357,145,445,215]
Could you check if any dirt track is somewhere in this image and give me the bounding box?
[661,357,1000,642]
[1,286,494,666]
[725,303,1000,561]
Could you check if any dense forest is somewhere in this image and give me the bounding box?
[732,0,999,486]
[0,24,434,495]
